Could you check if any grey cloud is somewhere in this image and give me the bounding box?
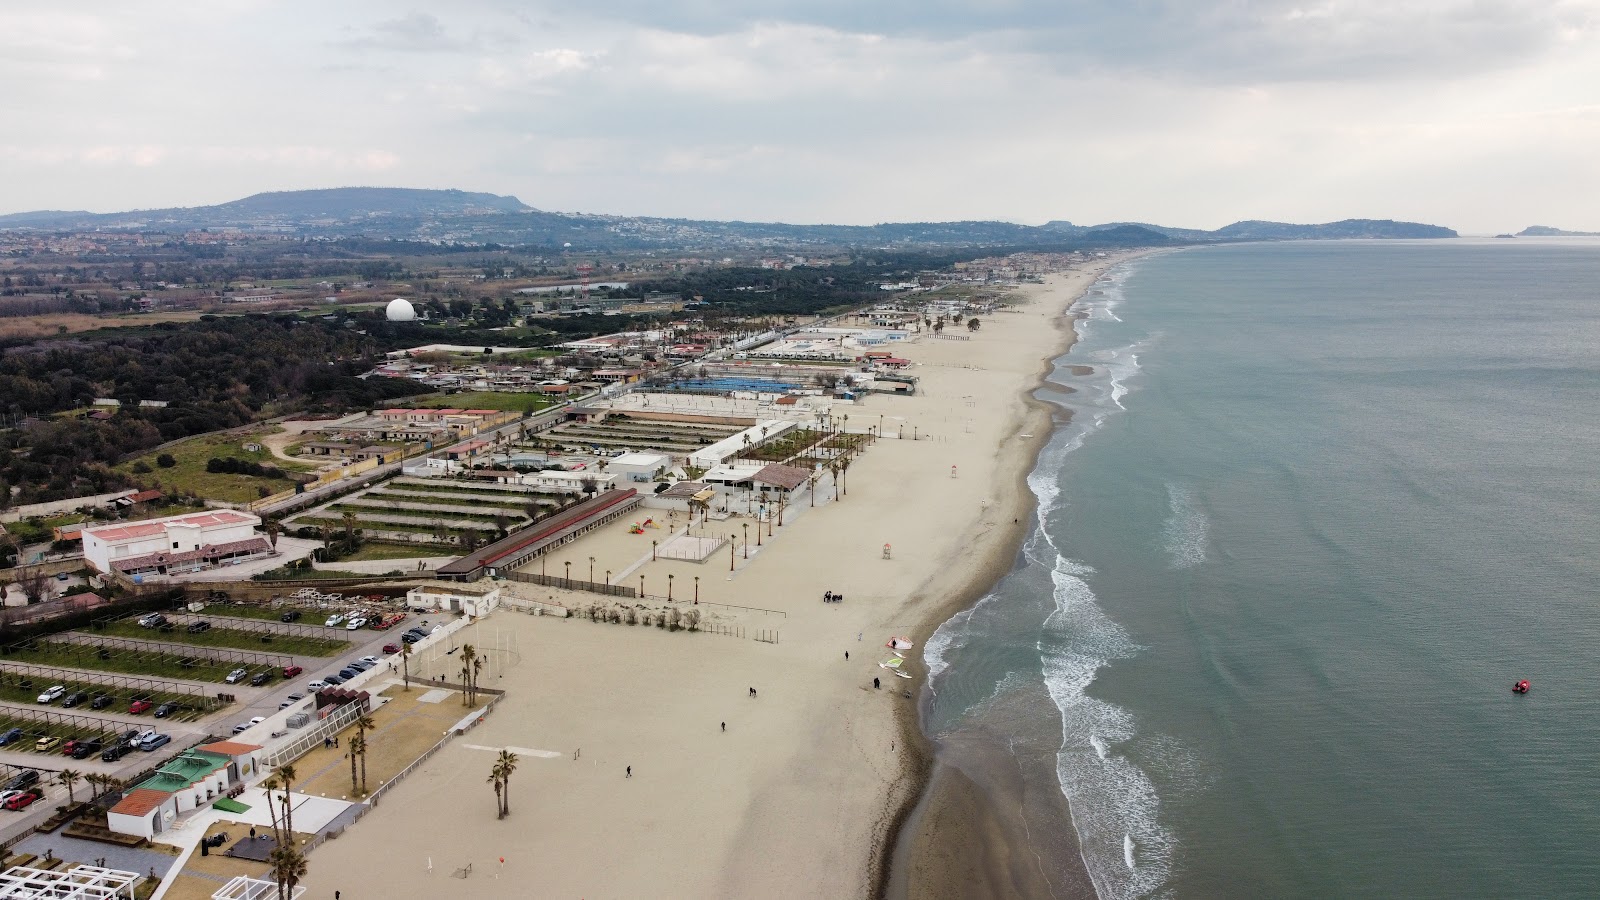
[337,11,477,52]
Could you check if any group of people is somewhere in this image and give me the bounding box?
[822,590,845,603]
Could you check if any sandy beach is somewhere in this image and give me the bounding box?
[298,255,1137,899]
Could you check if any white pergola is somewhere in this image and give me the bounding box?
[211,876,305,900]
[0,864,138,899]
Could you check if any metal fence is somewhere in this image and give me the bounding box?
[504,572,637,598]
[0,662,223,710]
[34,635,293,670]
[262,699,368,770]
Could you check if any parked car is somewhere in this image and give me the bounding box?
[186,620,212,633]
[2,791,40,811]
[345,617,367,630]
[0,728,22,747]
[279,693,305,710]
[138,733,171,752]
[349,660,372,672]
[34,736,61,752]
[90,694,113,710]
[70,740,103,760]
[306,680,330,692]
[130,729,156,746]
[381,644,400,655]
[0,791,22,807]
[1,771,39,792]
[282,665,304,679]
[401,632,422,645]
[280,610,303,623]
[325,614,346,628]
[338,667,359,680]
[224,668,248,684]
[137,613,166,627]
[129,699,154,714]
[36,685,66,704]
[249,671,274,687]
[56,572,69,581]
[61,739,86,756]
[153,703,178,718]
[323,674,344,686]
[60,691,89,709]
[359,655,381,667]
[102,743,134,762]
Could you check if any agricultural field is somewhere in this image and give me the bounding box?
[117,428,319,503]
[411,391,558,413]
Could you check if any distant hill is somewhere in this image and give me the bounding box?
[1518,225,1600,237]
[0,187,532,230]
[0,187,1457,250]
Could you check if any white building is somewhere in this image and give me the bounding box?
[406,582,502,617]
[688,420,798,469]
[607,452,671,483]
[81,510,269,577]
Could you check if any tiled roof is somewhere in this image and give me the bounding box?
[85,510,255,544]
[198,740,262,756]
[752,464,810,491]
[110,788,172,817]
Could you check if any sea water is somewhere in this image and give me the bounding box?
[923,239,1600,898]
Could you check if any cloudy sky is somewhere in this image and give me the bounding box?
[3,1,1598,232]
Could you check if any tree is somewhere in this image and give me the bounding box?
[264,519,281,549]
[933,319,944,335]
[274,763,297,838]
[460,644,478,705]
[496,749,519,817]
[355,711,376,793]
[340,510,357,544]
[349,732,360,795]
[17,569,51,605]
[580,477,598,499]
[488,767,504,819]
[401,640,414,691]
[968,317,981,331]
[57,769,82,804]
[269,845,307,900]
[156,453,176,468]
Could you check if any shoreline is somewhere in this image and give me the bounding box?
[292,255,1143,900]
[885,258,1144,899]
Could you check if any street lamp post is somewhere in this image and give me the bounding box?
[730,535,736,571]
[639,573,645,597]
[652,539,657,561]
[605,569,611,587]
[742,524,749,558]
[694,576,699,603]
[588,556,595,583]
[668,574,674,602]
[564,560,570,584]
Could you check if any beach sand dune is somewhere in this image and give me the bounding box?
[299,257,1135,899]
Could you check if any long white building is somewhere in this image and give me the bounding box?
[82,510,271,577]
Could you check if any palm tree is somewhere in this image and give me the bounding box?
[355,712,376,793]
[274,763,297,838]
[839,456,852,497]
[349,733,365,795]
[263,519,281,549]
[488,767,504,819]
[57,769,81,804]
[340,511,357,544]
[496,749,519,817]
[401,640,414,691]
[83,772,104,800]
[269,845,307,900]
[459,644,478,704]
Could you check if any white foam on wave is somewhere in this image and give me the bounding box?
[1040,554,1174,900]
[1124,835,1137,870]
[1161,483,1209,569]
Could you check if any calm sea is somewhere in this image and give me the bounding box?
[924,239,1600,898]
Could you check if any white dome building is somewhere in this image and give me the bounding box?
[386,298,417,322]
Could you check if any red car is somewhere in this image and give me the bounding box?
[282,665,304,679]
[3,791,39,811]
[129,699,153,714]
[381,643,400,655]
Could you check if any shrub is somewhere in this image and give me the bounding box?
[131,461,152,474]
[156,454,176,468]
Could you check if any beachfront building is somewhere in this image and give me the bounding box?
[700,462,814,508]
[406,581,503,617]
[106,742,261,839]
[687,420,798,469]
[81,510,272,577]
[607,452,671,483]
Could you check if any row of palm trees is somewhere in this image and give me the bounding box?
[55,769,124,804]
[262,762,306,900]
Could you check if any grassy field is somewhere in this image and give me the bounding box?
[96,621,346,657]
[411,391,557,413]
[15,641,279,684]
[199,603,295,623]
[117,428,318,503]
[339,542,447,561]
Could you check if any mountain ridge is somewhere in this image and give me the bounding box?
[0,187,1458,249]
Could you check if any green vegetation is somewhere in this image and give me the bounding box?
[411,391,556,413]
[117,431,315,503]
[2,513,87,545]
[200,603,294,623]
[252,566,373,581]
[8,641,278,683]
[95,620,346,657]
[339,541,443,561]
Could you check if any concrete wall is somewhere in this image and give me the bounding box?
[1,490,136,523]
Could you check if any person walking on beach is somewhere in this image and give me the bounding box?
[874,677,880,689]
[721,722,726,732]
[626,766,632,778]
[844,651,849,661]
